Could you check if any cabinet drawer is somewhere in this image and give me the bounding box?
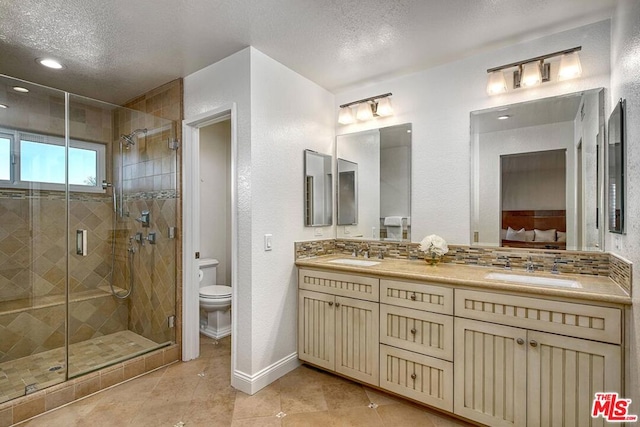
[455,289,622,344]
[380,344,453,412]
[380,279,453,314]
[380,304,453,361]
[299,268,379,302]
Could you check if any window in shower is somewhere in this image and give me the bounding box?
[0,128,106,191]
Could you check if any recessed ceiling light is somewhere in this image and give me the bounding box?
[498,115,511,120]
[37,58,65,69]
[12,86,29,93]
[0,104,8,109]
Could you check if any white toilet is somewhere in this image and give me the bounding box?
[198,258,232,339]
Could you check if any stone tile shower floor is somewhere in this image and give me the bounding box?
[0,331,159,404]
[17,335,473,426]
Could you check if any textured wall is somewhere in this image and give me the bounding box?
[249,48,335,371]
[184,47,335,379]
[610,0,640,403]
[184,48,253,373]
[335,20,611,246]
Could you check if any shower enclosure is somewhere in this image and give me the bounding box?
[0,75,177,404]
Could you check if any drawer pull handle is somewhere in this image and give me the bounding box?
[410,293,417,301]
[328,302,333,306]
[516,338,524,345]
[335,302,341,308]
[410,328,417,335]
[411,373,417,380]
[530,340,538,348]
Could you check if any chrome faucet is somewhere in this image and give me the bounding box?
[551,257,565,274]
[526,256,535,273]
[359,244,370,259]
[499,255,511,270]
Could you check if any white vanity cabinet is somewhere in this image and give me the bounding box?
[297,264,626,427]
[298,269,380,386]
[454,289,622,427]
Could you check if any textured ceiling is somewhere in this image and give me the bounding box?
[0,0,616,105]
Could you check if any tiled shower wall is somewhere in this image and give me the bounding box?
[118,79,183,346]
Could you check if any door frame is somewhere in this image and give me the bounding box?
[182,103,238,364]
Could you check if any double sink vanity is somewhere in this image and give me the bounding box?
[295,250,630,426]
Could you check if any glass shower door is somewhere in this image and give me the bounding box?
[0,76,69,402]
[66,94,177,378]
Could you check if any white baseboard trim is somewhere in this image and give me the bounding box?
[232,352,300,395]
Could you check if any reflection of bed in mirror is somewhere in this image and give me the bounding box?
[501,210,566,249]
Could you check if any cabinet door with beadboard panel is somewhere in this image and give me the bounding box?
[380,344,454,411]
[380,304,453,361]
[526,330,622,427]
[298,289,335,370]
[334,296,379,386]
[454,317,527,427]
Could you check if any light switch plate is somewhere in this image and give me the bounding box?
[264,234,273,251]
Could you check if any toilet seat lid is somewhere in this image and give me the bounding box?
[200,285,231,298]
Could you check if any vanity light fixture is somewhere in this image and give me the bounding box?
[486,46,582,95]
[338,93,393,124]
[12,86,29,93]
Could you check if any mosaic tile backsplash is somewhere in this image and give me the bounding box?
[295,238,632,292]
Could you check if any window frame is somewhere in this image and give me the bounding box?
[0,127,106,193]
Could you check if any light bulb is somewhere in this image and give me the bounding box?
[375,97,393,116]
[558,51,582,80]
[486,71,507,95]
[520,61,542,87]
[338,107,355,124]
[356,102,373,121]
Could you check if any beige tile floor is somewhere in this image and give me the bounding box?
[16,335,473,426]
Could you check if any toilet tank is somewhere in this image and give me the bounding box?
[198,258,219,288]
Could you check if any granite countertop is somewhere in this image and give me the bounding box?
[295,254,631,305]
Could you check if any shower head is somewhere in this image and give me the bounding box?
[120,128,147,149]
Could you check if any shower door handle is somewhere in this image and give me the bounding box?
[76,230,88,256]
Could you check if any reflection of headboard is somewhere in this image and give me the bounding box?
[502,210,566,249]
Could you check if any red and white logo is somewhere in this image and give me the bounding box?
[592,392,638,422]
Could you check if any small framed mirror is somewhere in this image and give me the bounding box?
[607,98,625,233]
[304,150,333,226]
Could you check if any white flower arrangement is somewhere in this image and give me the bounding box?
[419,234,449,257]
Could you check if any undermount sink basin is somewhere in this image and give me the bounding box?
[328,258,381,267]
[485,272,581,288]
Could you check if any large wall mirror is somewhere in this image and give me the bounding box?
[303,149,333,226]
[336,123,412,240]
[470,88,605,251]
[607,98,625,233]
